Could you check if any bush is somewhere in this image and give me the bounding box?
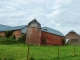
[18,34,26,44]
[62,38,66,45]
[0,37,18,45]
[29,57,35,60]
[42,38,47,45]
[5,30,13,38]
[0,33,26,44]
[10,35,16,39]
[7,57,16,60]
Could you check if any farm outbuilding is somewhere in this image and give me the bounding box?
[0,25,27,39]
[65,30,80,44]
[41,27,64,45]
[26,19,64,46]
[0,19,64,45]
[0,24,11,37]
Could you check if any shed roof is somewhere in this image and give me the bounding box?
[69,30,75,33]
[10,25,27,30]
[41,27,64,37]
[0,24,64,37]
[0,24,11,32]
[0,25,27,32]
[66,30,80,36]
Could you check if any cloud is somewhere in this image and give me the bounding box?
[0,0,80,35]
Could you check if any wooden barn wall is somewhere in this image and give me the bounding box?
[66,32,80,44]
[13,30,21,40]
[0,32,5,37]
[41,31,63,45]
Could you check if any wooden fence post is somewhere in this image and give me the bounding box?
[74,47,75,56]
[27,28,31,60]
[58,46,60,59]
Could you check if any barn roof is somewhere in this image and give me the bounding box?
[27,19,41,28]
[0,24,11,32]
[0,25,27,32]
[0,24,64,37]
[66,30,80,36]
[9,25,27,30]
[69,30,75,33]
[41,27,64,37]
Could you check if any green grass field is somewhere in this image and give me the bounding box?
[0,44,80,60]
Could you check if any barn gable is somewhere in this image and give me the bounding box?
[27,19,41,28]
[65,30,80,44]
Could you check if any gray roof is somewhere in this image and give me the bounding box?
[41,27,64,37]
[27,19,41,28]
[69,30,75,33]
[0,24,12,32]
[0,25,27,32]
[0,24,64,36]
[9,25,27,31]
[67,30,80,36]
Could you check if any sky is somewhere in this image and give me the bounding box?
[0,0,80,35]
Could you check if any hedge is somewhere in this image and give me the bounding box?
[0,37,18,45]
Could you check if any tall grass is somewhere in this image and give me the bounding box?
[0,44,80,60]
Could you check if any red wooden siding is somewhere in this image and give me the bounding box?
[41,31,63,45]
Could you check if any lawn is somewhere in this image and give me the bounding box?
[0,44,80,60]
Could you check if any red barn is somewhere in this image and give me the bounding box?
[41,27,64,45]
[0,25,27,39]
[26,19,64,46]
[0,19,64,45]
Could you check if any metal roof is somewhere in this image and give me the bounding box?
[41,27,64,37]
[67,30,80,36]
[0,24,12,32]
[9,25,27,31]
[0,25,27,32]
[69,30,75,33]
[0,24,64,37]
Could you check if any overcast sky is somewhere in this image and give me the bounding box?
[0,0,80,35]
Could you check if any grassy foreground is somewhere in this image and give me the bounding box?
[0,44,80,60]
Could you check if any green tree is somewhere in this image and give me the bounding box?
[5,30,13,38]
[62,38,66,45]
[18,34,26,44]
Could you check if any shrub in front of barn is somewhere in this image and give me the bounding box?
[18,34,26,44]
[29,57,35,60]
[5,30,13,38]
[0,37,18,45]
[62,38,66,45]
